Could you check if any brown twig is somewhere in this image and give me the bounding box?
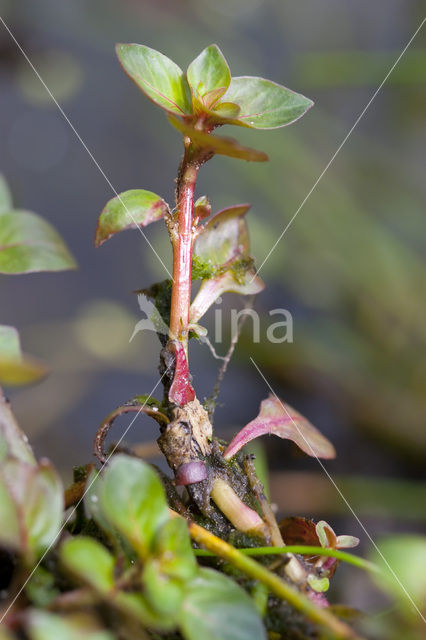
[208,296,255,420]
[94,404,169,464]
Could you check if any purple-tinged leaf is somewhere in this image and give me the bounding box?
[168,341,195,407]
[168,115,268,162]
[95,189,169,247]
[0,458,63,560]
[189,269,264,324]
[223,395,336,461]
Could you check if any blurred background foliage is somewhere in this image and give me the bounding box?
[0,0,425,631]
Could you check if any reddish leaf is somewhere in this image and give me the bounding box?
[168,115,268,162]
[280,517,319,547]
[168,341,195,407]
[223,395,336,461]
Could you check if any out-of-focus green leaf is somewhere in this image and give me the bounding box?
[0,325,47,386]
[0,356,47,386]
[370,535,426,620]
[142,559,184,617]
[187,44,230,106]
[25,566,59,607]
[212,102,241,119]
[190,269,264,324]
[116,44,192,115]
[95,189,169,247]
[0,325,20,361]
[60,537,115,594]
[0,459,63,560]
[220,76,313,129]
[113,591,175,631]
[154,517,197,581]
[179,567,266,640]
[97,455,169,558]
[0,477,20,550]
[169,115,268,162]
[83,469,116,537]
[0,175,13,214]
[0,209,76,274]
[195,204,250,268]
[0,387,36,464]
[27,610,114,640]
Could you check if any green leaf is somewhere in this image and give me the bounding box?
[95,189,169,248]
[221,76,313,129]
[116,44,192,115]
[370,535,426,620]
[212,102,240,119]
[154,517,197,581]
[83,469,116,538]
[142,559,184,617]
[194,204,250,269]
[187,45,230,106]
[27,610,114,640]
[179,567,266,640]
[0,175,13,214]
[169,115,268,162]
[113,591,176,631]
[0,381,36,464]
[0,325,20,361]
[25,566,59,607]
[60,537,115,594]
[0,209,76,274]
[0,459,63,560]
[0,476,20,550]
[0,325,47,386]
[97,455,170,558]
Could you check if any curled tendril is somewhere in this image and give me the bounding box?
[94,402,170,464]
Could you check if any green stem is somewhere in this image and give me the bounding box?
[187,519,365,640]
[194,545,379,573]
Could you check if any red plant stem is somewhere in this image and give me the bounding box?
[169,145,199,352]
